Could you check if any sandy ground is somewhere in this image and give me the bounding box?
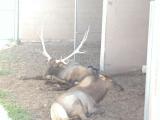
[0,41,145,120]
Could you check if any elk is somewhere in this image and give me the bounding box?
[21,26,100,90]
[50,74,113,120]
[39,26,99,87]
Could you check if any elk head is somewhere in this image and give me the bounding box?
[40,26,90,77]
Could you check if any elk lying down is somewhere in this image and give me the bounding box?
[50,74,113,120]
[45,60,98,86]
[20,62,98,90]
[39,26,91,86]
[21,27,96,89]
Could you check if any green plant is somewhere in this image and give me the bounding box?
[0,68,12,75]
[0,89,32,120]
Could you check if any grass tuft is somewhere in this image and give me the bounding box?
[0,89,31,120]
[0,69,12,75]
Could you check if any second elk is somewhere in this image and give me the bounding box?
[50,74,113,120]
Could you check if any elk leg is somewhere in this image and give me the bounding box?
[19,75,45,80]
[93,104,105,115]
[51,75,70,84]
[86,104,105,118]
[53,84,72,91]
[51,76,65,83]
[71,100,88,120]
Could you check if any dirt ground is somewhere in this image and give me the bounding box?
[0,41,145,120]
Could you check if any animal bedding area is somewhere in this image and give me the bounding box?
[0,42,145,120]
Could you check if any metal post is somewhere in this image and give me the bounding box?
[74,0,77,61]
[15,0,20,44]
[144,2,154,119]
[100,0,108,72]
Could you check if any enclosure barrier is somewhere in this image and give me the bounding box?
[144,0,160,120]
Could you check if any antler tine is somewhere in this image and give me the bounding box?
[40,26,52,61]
[59,26,90,64]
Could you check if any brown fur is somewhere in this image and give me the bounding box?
[73,75,113,103]
[20,60,97,90]
[45,60,97,87]
[50,74,113,120]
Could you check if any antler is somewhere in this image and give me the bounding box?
[57,26,90,64]
[40,26,52,61]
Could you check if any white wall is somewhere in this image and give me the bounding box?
[0,0,15,40]
[19,0,74,42]
[19,0,102,42]
[104,0,150,74]
[76,0,102,42]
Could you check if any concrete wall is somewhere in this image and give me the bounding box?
[19,0,74,42]
[104,0,150,75]
[0,0,15,40]
[76,0,102,42]
[19,0,103,42]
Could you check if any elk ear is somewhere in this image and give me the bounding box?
[99,74,107,80]
[99,74,105,80]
